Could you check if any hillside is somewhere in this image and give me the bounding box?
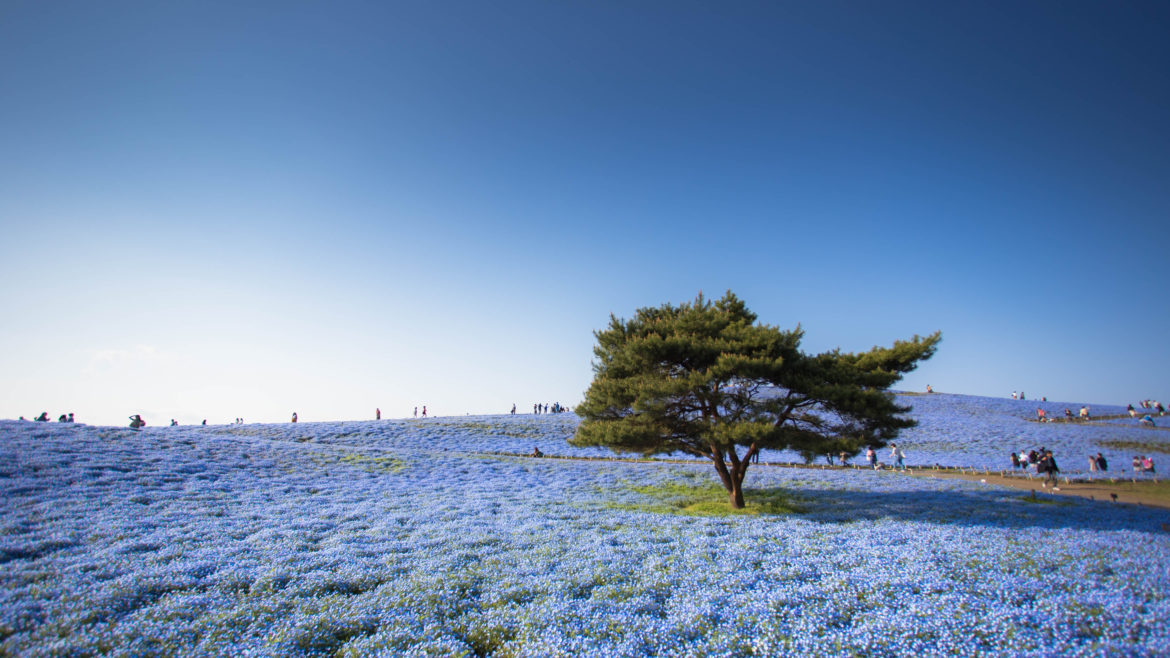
[1,400,1169,655]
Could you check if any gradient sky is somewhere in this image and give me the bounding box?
[2,1,1168,426]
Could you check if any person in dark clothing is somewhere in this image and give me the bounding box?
[1042,451,1060,487]
[1095,453,1108,472]
[129,414,145,429]
[35,412,49,422]
[58,414,68,422]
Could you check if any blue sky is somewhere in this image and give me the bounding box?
[2,1,1167,426]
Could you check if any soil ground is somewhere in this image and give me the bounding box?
[904,469,1170,510]
[498,451,1170,512]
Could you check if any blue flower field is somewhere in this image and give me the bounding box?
[2,393,1169,656]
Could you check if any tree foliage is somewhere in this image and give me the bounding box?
[571,291,941,508]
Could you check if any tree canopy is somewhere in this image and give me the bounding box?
[571,292,941,508]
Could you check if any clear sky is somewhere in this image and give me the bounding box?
[2,1,1167,426]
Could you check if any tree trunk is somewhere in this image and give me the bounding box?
[728,473,745,509]
[710,444,749,509]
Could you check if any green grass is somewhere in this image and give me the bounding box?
[428,420,569,440]
[311,452,406,474]
[1099,439,1170,454]
[607,478,804,517]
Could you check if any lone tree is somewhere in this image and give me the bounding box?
[571,292,940,509]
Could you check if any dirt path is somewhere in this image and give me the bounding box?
[903,469,1170,510]
[486,450,1170,511]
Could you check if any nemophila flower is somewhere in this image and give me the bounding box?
[1,408,1169,656]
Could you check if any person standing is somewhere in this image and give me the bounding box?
[511,404,516,415]
[866,447,877,469]
[413,406,418,418]
[376,408,381,420]
[890,443,905,470]
[422,405,427,417]
[291,412,298,423]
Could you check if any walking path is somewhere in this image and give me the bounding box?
[486,451,1170,511]
[1029,411,1169,428]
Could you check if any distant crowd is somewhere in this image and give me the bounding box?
[23,412,75,423]
[21,401,576,429]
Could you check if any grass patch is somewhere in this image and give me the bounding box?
[608,479,803,517]
[311,452,406,474]
[430,420,550,440]
[1019,495,1075,506]
[1099,439,1170,455]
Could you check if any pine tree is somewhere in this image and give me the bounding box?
[572,291,940,509]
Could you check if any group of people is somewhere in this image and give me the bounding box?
[1130,401,1165,417]
[1034,405,1092,422]
[1132,455,1157,475]
[855,444,906,470]
[26,412,75,423]
[1010,448,1062,486]
[531,402,567,414]
[1086,452,1109,472]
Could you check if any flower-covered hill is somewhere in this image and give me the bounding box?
[2,415,1169,656]
[890,393,1168,471]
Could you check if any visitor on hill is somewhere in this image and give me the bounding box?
[1142,456,1156,475]
[866,447,877,469]
[1133,456,1142,474]
[1036,408,1046,422]
[291,412,298,423]
[1010,452,1020,470]
[511,404,516,415]
[890,443,905,470]
[376,408,381,420]
[67,412,74,422]
[1129,404,1136,417]
[1042,451,1059,488]
[413,407,418,418]
[530,446,543,458]
[1018,450,1030,470]
[1020,392,1025,400]
[422,406,427,417]
[170,419,177,426]
[1156,401,1165,415]
[1088,455,1097,472]
[129,414,145,429]
[839,450,850,466]
[1096,453,1108,472]
[1079,406,1090,420]
[35,412,49,422]
[202,419,207,425]
[1140,414,1155,427]
[58,414,67,422]
[926,384,933,393]
[1012,391,1018,399]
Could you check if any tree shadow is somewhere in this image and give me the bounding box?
[778,484,1170,532]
